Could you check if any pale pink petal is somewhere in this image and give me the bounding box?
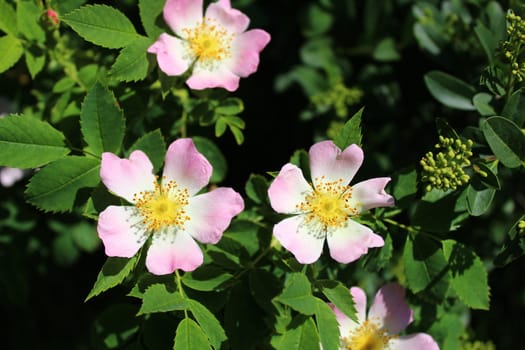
[350,177,395,212]
[185,187,244,244]
[205,1,250,34]
[268,163,311,214]
[147,33,192,76]
[100,151,156,204]
[230,29,271,77]
[330,304,359,336]
[163,0,203,36]
[97,205,148,258]
[349,286,368,323]
[326,220,384,263]
[146,230,203,274]
[186,64,241,91]
[216,0,231,8]
[389,333,440,350]
[368,283,414,334]
[309,141,364,187]
[162,138,212,196]
[0,167,24,187]
[273,216,325,264]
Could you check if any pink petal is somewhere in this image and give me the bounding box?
[145,230,204,274]
[147,33,192,76]
[97,205,148,257]
[205,1,250,34]
[163,0,203,36]
[309,141,364,187]
[389,333,440,350]
[0,167,24,187]
[230,29,271,77]
[162,138,212,196]
[368,283,414,334]
[330,304,359,337]
[349,286,368,323]
[185,187,244,244]
[216,0,231,8]
[186,64,241,91]
[268,163,311,214]
[100,151,156,204]
[350,177,395,212]
[326,220,384,263]
[273,215,325,264]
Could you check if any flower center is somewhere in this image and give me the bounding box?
[134,178,190,232]
[297,176,357,230]
[182,18,233,64]
[342,320,393,350]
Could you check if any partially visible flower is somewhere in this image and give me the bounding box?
[0,167,25,187]
[97,138,244,275]
[267,140,394,264]
[147,0,271,91]
[332,283,439,350]
[46,8,60,26]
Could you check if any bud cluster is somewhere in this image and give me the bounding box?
[311,81,362,118]
[501,11,525,82]
[420,136,474,191]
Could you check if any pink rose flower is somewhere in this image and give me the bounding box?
[97,138,244,275]
[147,0,271,91]
[268,140,394,264]
[332,283,440,350]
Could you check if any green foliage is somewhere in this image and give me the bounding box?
[110,37,153,82]
[62,5,141,49]
[173,318,212,350]
[424,71,476,111]
[86,255,140,301]
[0,115,69,168]
[80,82,126,155]
[274,273,317,315]
[0,35,23,74]
[138,283,188,315]
[333,107,363,149]
[481,116,525,168]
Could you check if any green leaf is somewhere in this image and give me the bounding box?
[229,125,244,145]
[274,273,317,315]
[182,266,233,291]
[481,116,525,168]
[317,280,357,323]
[443,240,490,310]
[474,21,498,65]
[245,174,270,204]
[501,90,525,127]
[372,37,400,61]
[424,71,476,110]
[80,82,125,155]
[466,181,495,216]
[138,0,165,38]
[390,167,417,209]
[71,221,100,253]
[216,98,244,115]
[0,35,23,74]
[128,129,166,172]
[188,299,227,349]
[314,298,340,350]
[25,156,100,212]
[271,316,320,350]
[403,235,450,303]
[85,255,139,301]
[17,1,45,43]
[0,115,69,168]
[111,37,153,82]
[0,0,17,35]
[333,107,363,149]
[174,318,212,350]
[62,5,139,49]
[138,283,188,315]
[472,92,496,116]
[192,136,227,183]
[25,48,46,79]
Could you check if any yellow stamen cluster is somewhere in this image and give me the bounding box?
[183,19,234,65]
[311,81,363,118]
[342,319,394,350]
[501,11,525,82]
[133,178,190,232]
[296,176,357,234]
[420,136,473,192]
